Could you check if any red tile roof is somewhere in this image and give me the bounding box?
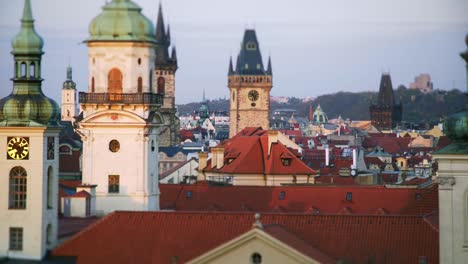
[159,183,438,216]
[58,217,99,239]
[203,128,315,175]
[53,211,438,264]
[68,190,91,198]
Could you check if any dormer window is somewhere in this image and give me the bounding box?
[279,191,286,200]
[186,191,192,199]
[281,158,291,166]
[346,192,352,201]
[227,158,235,164]
[246,42,257,50]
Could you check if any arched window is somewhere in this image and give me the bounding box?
[20,63,26,77]
[9,166,27,209]
[251,253,262,264]
[108,68,123,94]
[29,62,35,78]
[157,77,165,94]
[91,77,95,93]
[47,166,53,209]
[137,77,143,93]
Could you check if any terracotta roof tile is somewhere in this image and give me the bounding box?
[53,211,439,264]
[159,184,438,216]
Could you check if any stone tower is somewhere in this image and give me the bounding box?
[0,0,61,259]
[369,73,402,130]
[78,0,162,215]
[154,4,180,147]
[61,66,77,122]
[228,29,272,138]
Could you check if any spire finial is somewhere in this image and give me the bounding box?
[155,2,166,42]
[202,89,206,103]
[266,55,272,75]
[22,0,34,24]
[67,65,72,80]
[228,56,234,75]
[252,213,263,229]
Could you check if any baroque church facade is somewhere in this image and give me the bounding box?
[228,29,273,138]
[77,0,167,215]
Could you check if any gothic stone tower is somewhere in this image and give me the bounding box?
[78,0,162,215]
[228,29,272,138]
[0,0,60,259]
[154,4,179,147]
[369,73,402,130]
[61,66,77,122]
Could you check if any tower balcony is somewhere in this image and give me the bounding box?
[79,92,163,106]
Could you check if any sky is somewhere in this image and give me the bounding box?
[0,0,467,104]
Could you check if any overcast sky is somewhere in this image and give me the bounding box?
[0,0,467,104]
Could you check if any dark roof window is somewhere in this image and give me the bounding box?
[186,191,192,199]
[346,192,352,201]
[279,191,286,200]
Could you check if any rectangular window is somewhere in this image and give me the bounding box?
[346,192,352,201]
[9,227,23,251]
[108,175,119,193]
[47,137,55,160]
[281,159,291,166]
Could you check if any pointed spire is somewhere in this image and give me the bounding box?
[228,56,234,75]
[166,24,171,45]
[235,54,241,73]
[266,55,272,75]
[202,89,206,103]
[22,0,34,24]
[67,65,72,80]
[155,2,166,43]
[171,45,177,62]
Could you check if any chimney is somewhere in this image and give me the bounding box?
[352,148,357,169]
[325,146,329,166]
[211,148,217,169]
[212,147,225,169]
[198,152,208,171]
[268,130,279,155]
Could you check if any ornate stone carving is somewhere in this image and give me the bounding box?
[437,176,456,189]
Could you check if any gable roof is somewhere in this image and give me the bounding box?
[53,211,438,264]
[203,128,315,175]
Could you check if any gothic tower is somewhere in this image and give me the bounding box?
[0,0,61,259]
[228,29,272,138]
[154,4,180,147]
[369,73,402,130]
[61,66,77,122]
[78,0,162,215]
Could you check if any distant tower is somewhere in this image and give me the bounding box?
[228,29,272,138]
[78,0,161,215]
[369,73,402,130]
[199,90,210,124]
[0,0,61,259]
[61,65,77,121]
[154,4,179,147]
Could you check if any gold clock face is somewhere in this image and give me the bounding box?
[7,137,29,160]
[248,90,259,102]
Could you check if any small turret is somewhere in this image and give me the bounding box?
[228,56,234,76]
[266,56,272,75]
[63,65,76,90]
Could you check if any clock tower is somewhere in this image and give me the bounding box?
[78,0,162,215]
[228,29,272,138]
[0,0,61,260]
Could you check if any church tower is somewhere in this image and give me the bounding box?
[0,0,61,259]
[154,4,180,147]
[369,73,402,130]
[228,29,272,138]
[78,0,162,215]
[61,66,77,122]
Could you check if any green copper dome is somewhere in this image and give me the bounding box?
[0,92,60,127]
[86,0,156,43]
[11,0,43,54]
[312,104,328,124]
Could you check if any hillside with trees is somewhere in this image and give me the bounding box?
[177,87,466,125]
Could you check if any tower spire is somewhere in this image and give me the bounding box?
[266,55,272,75]
[155,2,166,43]
[171,45,177,63]
[228,56,234,75]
